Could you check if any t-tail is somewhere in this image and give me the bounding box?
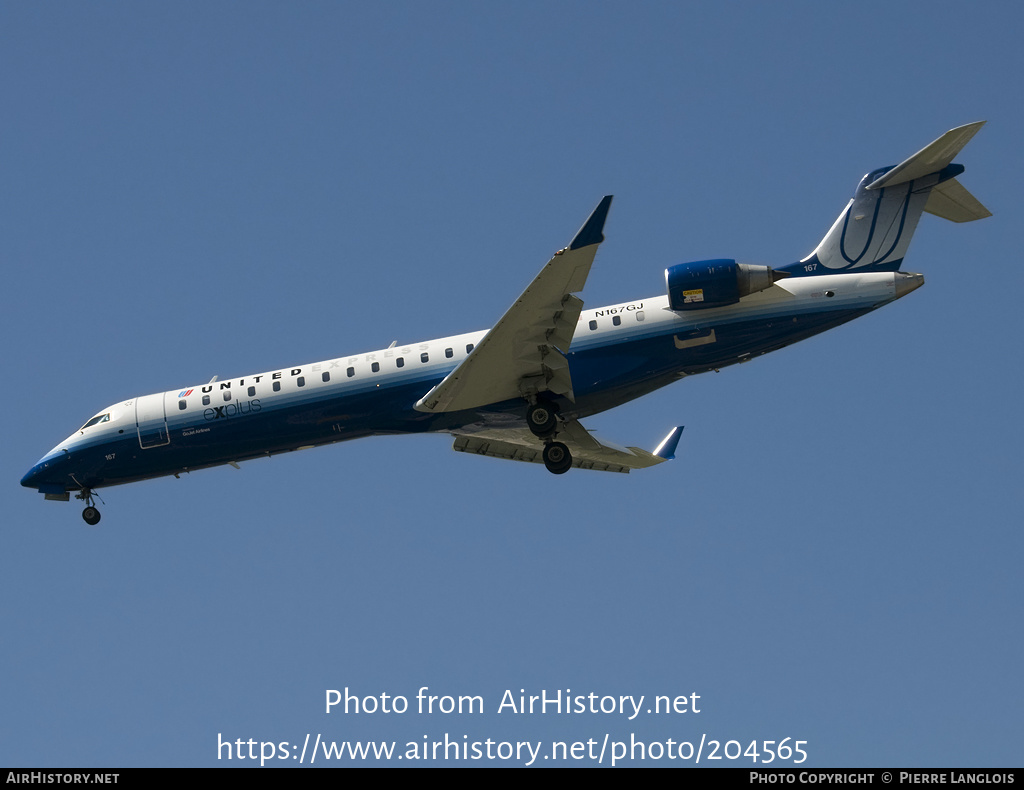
[780,122,990,276]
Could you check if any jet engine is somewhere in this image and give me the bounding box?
[665,258,789,311]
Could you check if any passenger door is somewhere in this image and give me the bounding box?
[135,392,170,448]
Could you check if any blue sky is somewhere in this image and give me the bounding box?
[3,1,1021,767]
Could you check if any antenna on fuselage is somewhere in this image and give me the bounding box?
[208,376,218,383]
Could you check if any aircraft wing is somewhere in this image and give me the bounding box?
[451,422,683,474]
[414,196,613,413]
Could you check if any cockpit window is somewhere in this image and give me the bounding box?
[81,413,110,430]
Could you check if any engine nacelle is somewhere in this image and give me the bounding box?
[665,258,784,311]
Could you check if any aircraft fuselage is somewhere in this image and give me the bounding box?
[21,270,921,495]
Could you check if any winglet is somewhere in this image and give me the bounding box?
[653,426,684,460]
[568,195,613,250]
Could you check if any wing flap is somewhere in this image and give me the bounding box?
[451,420,679,474]
[453,434,635,474]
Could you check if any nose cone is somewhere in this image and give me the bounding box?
[21,451,71,494]
[22,460,55,491]
[21,464,43,489]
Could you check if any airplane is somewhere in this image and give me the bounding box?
[22,122,990,525]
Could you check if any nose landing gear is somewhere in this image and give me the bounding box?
[75,488,103,525]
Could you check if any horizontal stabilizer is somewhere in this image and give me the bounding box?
[867,121,985,189]
[923,177,992,223]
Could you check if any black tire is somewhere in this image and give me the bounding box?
[543,441,572,475]
[82,506,101,526]
[527,402,558,438]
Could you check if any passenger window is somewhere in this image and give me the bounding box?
[322,372,330,383]
[346,367,355,378]
[297,377,305,387]
[421,352,429,363]
[445,347,453,358]
[589,320,597,330]
[202,395,211,406]
[466,343,474,353]
[636,311,645,322]
[371,362,380,373]
[273,381,281,392]
[613,315,621,326]
[248,386,256,397]
[178,400,187,411]
[223,391,231,402]
[396,358,404,368]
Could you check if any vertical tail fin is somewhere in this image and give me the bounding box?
[790,122,989,274]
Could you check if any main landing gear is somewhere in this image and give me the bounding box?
[526,400,573,474]
[527,402,558,439]
[542,441,572,475]
[75,488,102,525]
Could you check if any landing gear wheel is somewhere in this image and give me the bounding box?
[82,506,101,526]
[527,402,558,438]
[542,441,573,475]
